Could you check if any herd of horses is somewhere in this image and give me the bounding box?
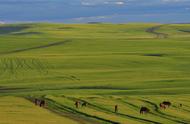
[140,101,173,114]
[34,99,181,114]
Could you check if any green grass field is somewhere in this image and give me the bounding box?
[0,23,190,124]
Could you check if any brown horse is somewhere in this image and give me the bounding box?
[115,105,118,113]
[34,99,45,107]
[160,103,166,109]
[75,101,79,108]
[34,99,40,105]
[140,107,150,114]
[162,101,171,108]
[40,100,45,107]
[179,104,183,107]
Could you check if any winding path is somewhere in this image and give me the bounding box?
[146,25,168,39]
[0,39,72,55]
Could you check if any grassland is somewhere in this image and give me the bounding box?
[0,23,190,124]
[0,96,81,124]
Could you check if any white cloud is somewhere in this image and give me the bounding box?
[80,0,126,6]
[81,2,95,6]
[115,1,125,5]
[80,0,190,7]
[0,20,5,24]
[161,0,189,2]
[73,15,108,21]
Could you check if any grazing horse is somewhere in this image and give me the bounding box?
[75,101,79,108]
[34,99,39,105]
[82,102,87,107]
[160,103,166,109]
[34,99,45,107]
[40,100,45,107]
[115,105,118,113]
[179,104,183,107]
[162,101,171,108]
[140,107,150,114]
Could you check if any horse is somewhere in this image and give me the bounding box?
[82,102,87,107]
[34,99,45,107]
[160,103,166,109]
[140,107,150,114]
[115,105,118,113]
[75,101,79,108]
[34,98,40,105]
[162,101,171,107]
[40,100,45,107]
[179,104,183,107]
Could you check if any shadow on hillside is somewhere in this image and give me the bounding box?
[0,25,29,35]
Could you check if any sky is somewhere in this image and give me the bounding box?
[0,0,190,23]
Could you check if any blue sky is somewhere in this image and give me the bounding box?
[0,0,190,23]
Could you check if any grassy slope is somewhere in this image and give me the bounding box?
[0,23,190,123]
[0,96,80,124]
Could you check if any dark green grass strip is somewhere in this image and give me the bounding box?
[25,97,103,124]
[0,25,29,35]
[45,98,120,124]
[0,39,72,55]
[146,25,168,39]
[120,98,186,124]
[0,58,49,77]
[172,105,190,114]
[47,101,101,124]
[178,30,190,33]
[66,96,161,124]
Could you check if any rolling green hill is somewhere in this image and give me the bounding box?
[0,23,190,124]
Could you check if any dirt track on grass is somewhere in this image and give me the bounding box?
[146,25,168,39]
[0,39,72,55]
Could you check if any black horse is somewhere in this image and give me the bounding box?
[115,105,118,113]
[40,100,45,107]
[34,99,45,107]
[75,101,79,108]
[140,107,150,114]
[82,102,87,107]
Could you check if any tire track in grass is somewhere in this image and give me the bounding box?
[178,30,190,33]
[183,104,190,109]
[34,59,49,74]
[1,59,8,76]
[66,96,161,124]
[116,97,190,124]
[48,103,101,124]
[31,59,44,73]
[171,105,190,115]
[0,39,72,55]
[120,98,186,124]
[139,99,189,124]
[146,25,168,39]
[0,59,6,76]
[14,58,22,71]
[25,97,98,124]
[0,87,26,93]
[0,39,70,76]
[23,59,33,69]
[9,58,14,74]
[117,98,139,109]
[116,98,177,124]
[0,57,51,78]
[45,98,119,124]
